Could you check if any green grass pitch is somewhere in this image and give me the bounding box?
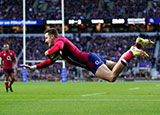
[0,81,160,115]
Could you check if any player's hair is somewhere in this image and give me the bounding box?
[3,44,9,47]
[44,28,58,38]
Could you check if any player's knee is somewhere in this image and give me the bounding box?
[108,75,117,82]
[108,78,116,82]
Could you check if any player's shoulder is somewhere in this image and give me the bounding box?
[0,51,5,57]
[9,50,16,55]
[55,36,67,42]
[0,50,5,54]
[9,50,14,53]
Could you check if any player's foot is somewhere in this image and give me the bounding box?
[6,88,8,93]
[9,85,13,92]
[136,37,155,48]
[130,46,149,57]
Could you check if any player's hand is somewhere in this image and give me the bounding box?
[45,50,49,56]
[15,65,18,70]
[19,64,32,70]
[0,67,2,73]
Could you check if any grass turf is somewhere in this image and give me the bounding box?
[0,81,160,115]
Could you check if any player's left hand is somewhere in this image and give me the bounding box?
[0,67,2,73]
[19,64,32,70]
[45,50,49,56]
[15,65,18,70]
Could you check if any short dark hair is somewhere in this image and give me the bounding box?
[44,28,58,38]
[3,44,9,47]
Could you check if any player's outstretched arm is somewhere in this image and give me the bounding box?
[19,64,37,70]
[20,58,56,70]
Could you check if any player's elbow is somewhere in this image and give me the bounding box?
[58,43,64,50]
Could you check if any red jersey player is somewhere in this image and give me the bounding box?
[0,44,17,92]
[20,28,154,82]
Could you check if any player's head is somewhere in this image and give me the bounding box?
[44,28,58,47]
[3,44,9,52]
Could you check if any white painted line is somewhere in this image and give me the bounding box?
[129,87,140,90]
[0,94,79,97]
[81,92,106,97]
[156,84,160,87]
[0,94,156,97]
[1,99,160,102]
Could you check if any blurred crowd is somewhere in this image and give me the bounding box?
[0,34,156,81]
[0,36,23,56]
[0,0,160,19]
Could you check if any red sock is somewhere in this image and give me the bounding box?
[134,44,142,49]
[4,81,8,88]
[123,52,134,62]
[121,52,134,65]
[9,79,15,86]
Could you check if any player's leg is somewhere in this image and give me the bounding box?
[95,64,116,82]
[96,50,129,82]
[103,37,154,75]
[105,60,116,70]
[4,72,9,93]
[9,70,15,92]
[96,46,149,82]
[110,36,154,78]
[105,50,130,70]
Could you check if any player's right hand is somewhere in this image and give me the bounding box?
[19,64,32,70]
[45,50,49,56]
[0,67,2,73]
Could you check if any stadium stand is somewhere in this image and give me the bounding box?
[1,0,160,19]
[0,36,23,55]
